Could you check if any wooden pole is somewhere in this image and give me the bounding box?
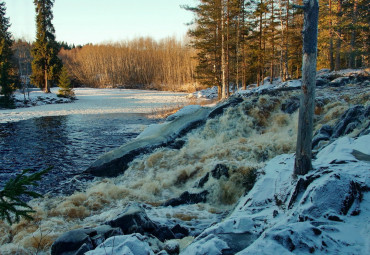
[294,0,319,176]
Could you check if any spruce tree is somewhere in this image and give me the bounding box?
[31,0,62,93]
[0,1,17,105]
[57,66,74,98]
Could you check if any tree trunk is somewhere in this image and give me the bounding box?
[221,0,227,99]
[349,0,357,68]
[329,0,334,70]
[44,65,50,93]
[335,0,342,70]
[294,0,319,176]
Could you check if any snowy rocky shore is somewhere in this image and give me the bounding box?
[0,69,369,254]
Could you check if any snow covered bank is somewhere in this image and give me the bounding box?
[0,88,188,123]
[183,135,370,255]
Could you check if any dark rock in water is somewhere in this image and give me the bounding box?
[162,190,209,207]
[208,96,243,119]
[153,225,176,242]
[107,203,157,234]
[281,96,300,114]
[51,228,95,255]
[211,164,229,179]
[196,172,210,188]
[51,225,122,255]
[196,164,229,188]
[332,105,366,138]
[85,95,247,178]
[171,224,189,239]
[85,107,211,177]
[312,125,333,149]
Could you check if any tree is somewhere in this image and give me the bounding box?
[31,0,62,93]
[0,1,18,105]
[57,66,74,98]
[0,168,50,225]
[294,0,319,176]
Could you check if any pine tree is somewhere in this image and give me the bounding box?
[0,1,18,106]
[31,0,62,93]
[57,66,74,98]
[0,167,51,225]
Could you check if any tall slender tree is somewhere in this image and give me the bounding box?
[0,1,17,103]
[294,0,319,176]
[31,0,61,93]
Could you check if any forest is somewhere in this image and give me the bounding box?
[5,0,370,95]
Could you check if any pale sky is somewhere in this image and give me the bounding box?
[3,0,197,45]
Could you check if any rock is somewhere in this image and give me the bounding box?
[85,96,245,178]
[332,105,366,138]
[208,96,243,119]
[329,76,351,87]
[85,234,155,255]
[153,225,176,242]
[195,164,229,188]
[312,125,333,149]
[211,164,229,179]
[85,107,211,177]
[107,203,157,235]
[51,225,122,255]
[164,240,180,255]
[316,77,329,87]
[281,96,300,114]
[51,228,95,255]
[162,190,209,207]
[171,224,189,239]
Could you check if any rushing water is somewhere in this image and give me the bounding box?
[0,113,158,195]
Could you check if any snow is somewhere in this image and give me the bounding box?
[85,234,154,255]
[182,134,370,254]
[1,87,188,123]
[187,86,218,99]
[182,234,229,255]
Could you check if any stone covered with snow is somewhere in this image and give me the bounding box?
[181,135,370,255]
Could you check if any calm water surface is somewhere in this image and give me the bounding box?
[0,113,158,195]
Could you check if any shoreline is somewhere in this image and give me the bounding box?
[0,88,189,124]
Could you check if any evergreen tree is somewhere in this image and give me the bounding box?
[57,66,74,98]
[0,167,51,225]
[0,1,18,105]
[31,0,62,93]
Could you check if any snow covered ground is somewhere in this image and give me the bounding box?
[0,88,188,123]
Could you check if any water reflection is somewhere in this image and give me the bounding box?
[0,113,157,195]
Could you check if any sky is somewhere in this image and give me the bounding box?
[4,0,197,45]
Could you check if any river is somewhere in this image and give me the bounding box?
[0,113,158,195]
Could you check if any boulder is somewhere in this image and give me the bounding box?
[51,228,95,255]
[162,190,209,207]
[332,105,367,138]
[312,124,333,149]
[51,225,122,255]
[107,203,157,234]
[281,96,300,114]
[85,97,245,178]
[196,164,230,188]
[171,224,189,239]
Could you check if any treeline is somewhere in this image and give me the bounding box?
[58,37,198,91]
[184,0,369,97]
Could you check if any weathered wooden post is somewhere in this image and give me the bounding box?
[294,0,319,175]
